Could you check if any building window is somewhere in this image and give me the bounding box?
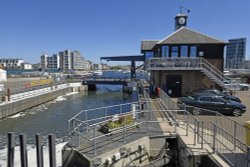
[161,46,169,57]
[199,51,204,57]
[145,52,154,59]
[171,46,179,58]
[180,46,188,57]
[190,46,197,57]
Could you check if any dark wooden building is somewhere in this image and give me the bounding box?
[142,27,228,97]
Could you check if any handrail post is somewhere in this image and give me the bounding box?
[105,107,108,121]
[146,108,149,134]
[186,111,189,136]
[197,121,200,144]
[234,121,237,150]
[93,125,96,155]
[36,134,44,167]
[201,121,204,149]
[20,134,28,167]
[247,146,250,167]
[7,132,15,167]
[48,134,56,167]
[174,110,177,133]
[212,123,217,153]
[194,119,197,145]
[85,110,88,121]
[120,105,122,115]
[124,115,127,143]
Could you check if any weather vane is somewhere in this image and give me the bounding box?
[180,6,190,14]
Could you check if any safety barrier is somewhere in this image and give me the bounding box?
[67,87,250,166]
[6,132,57,167]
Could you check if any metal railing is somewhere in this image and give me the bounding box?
[5,132,57,167]
[146,57,239,90]
[68,99,250,166]
[68,102,250,166]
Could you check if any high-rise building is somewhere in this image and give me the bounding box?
[41,50,88,71]
[47,54,60,69]
[59,50,72,70]
[40,54,48,69]
[225,38,246,69]
[71,50,86,70]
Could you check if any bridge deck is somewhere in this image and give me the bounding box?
[82,78,130,85]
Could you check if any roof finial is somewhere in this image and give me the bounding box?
[180,6,183,14]
[179,6,190,14]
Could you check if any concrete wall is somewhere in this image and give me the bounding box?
[92,137,150,167]
[0,87,72,119]
[0,83,88,119]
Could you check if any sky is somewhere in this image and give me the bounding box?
[0,0,250,65]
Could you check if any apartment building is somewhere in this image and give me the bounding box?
[225,38,246,69]
[41,50,89,71]
[0,59,24,69]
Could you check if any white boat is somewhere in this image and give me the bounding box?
[93,70,103,76]
[123,69,130,74]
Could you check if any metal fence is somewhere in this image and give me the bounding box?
[5,132,57,167]
[0,80,68,102]
[68,102,250,167]
[158,89,250,166]
[66,85,250,166]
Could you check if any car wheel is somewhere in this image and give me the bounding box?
[232,108,242,117]
[192,108,201,115]
[244,86,249,91]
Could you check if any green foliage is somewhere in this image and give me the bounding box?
[106,114,134,130]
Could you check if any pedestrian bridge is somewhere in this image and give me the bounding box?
[82,78,130,85]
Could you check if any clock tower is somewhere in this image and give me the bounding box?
[175,13,188,31]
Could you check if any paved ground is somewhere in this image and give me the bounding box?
[231,89,250,124]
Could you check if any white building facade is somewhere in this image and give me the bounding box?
[41,50,88,71]
[0,59,24,69]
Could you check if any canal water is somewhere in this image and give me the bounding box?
[0,70,146,166]
[0,85,133,166]
[0,85,133,145]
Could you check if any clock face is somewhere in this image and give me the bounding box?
[178,17,186,25]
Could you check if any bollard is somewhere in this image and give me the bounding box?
[36,134,44,167]
[7,132,15,167]
[20,134,28,167]
[48,134,56,167]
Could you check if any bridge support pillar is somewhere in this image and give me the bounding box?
[88,84,96,91]
[131,60,136,80]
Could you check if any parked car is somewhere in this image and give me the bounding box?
[195,89,241,103]
[223,81,249,91]
[178,93,246,116]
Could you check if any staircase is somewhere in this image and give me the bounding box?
[199,58,234,90]
[147,57,237,91]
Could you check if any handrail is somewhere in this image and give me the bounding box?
[69,101,140,121]
[146,57,239,90]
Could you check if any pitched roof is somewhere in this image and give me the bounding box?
[141,40,159,51]
[158,27,227,44]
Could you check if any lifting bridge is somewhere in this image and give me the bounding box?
[100,55,145,79]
